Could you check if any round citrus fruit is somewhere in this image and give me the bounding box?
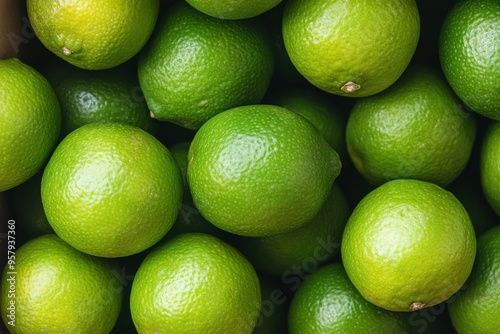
[43,59,157,135]
[27,0,160,70]
[237,183,350,276]
[0,234,123,333]
[282,0,420,97]
[267,87,346,157]
[341,179,476,312]
[288,262,410,333]
[480,121,500,216]
[448,225,500,334]
[185,0,282,19]
[439,0,500,120]
[187,104,342,237]
[0,58,60,192]
[130,233,261,333]
[41,122,183,258]
[346,65,476,187]
[138,1,274,130]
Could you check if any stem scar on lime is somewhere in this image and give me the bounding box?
[410,302,425,311]
[341,81,361,93]
[62,46,72,55]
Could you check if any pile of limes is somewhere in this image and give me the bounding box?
[1,0,499,333]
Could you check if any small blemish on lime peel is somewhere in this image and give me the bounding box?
[410,302,425,311]
[62,46,72,55]
[341,81,361,93]
[149,111,157,119]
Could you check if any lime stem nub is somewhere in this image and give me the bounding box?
[62,46,72,55]
[410,302,425,311]
[341,81,361,93]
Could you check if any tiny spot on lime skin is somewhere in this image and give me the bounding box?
[341,81,361,93]
[62,46,72,55]
[410,302,425,311]
[149,111,157,119]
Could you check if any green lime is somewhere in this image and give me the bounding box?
[439,0,500,120]
[43,59,157,135]
[267,87,346,157]
[480,121,500,216]
[341,179,476,312]
[27,0,160,69]
[138,2,274,130]
[187,104,341,237]
[288,262,410,333]
[0,234,122,333]
[0,58,60,192]
[346,65,476,187]
[237,183,350,276]
[130,233,261,333]
[282,0,420,96]
[185,0,282,19]
[41,122,183,258]
[448,225,500,333]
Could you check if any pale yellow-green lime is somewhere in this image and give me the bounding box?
[41,122,183,258]
[288,262,410,333]
[480,121,500,216]
[130,233,261,333]
[187,104,341,237]
[0,234,123,333]
[346,65,476,187]
[138,1,274,130]
[282,0,420,96]
[0,58,60,192]
[448,225,500,334]
[439,0,500,120]
[341,179,476,312]
[27,0,160,69]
